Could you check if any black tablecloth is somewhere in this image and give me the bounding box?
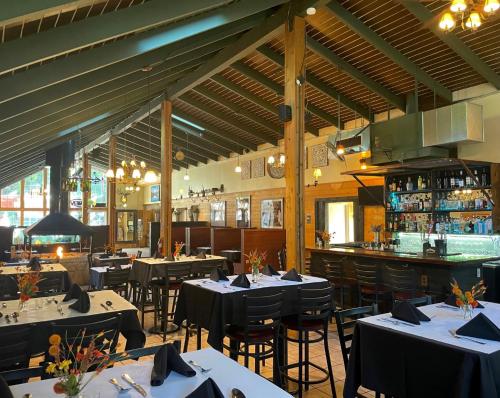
[174,279,329,350]
[219,250,241,263]
[9,309,145,354]
[344,322,500,398]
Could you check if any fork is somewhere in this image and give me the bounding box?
[188,359,212,373]
[109,378,131,392]
[448,329,485,345]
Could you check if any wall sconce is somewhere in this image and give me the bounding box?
[313,168,322,186]
[360,157,367,170]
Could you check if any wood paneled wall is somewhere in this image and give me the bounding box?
[241,229,286,270]
[211,227,242,255]
[186,227,211,255]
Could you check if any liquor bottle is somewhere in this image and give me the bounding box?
[422,176,427,190]
[417,175,423,190]
[459,170,464,188]
[465,172,472,188]
[406,177,413,192]
[397,180,402,192]
[474,169,479,187]
[443,172,449,189]
[481,168,488,186]
[450,171,455,189]
[436,173,442,189]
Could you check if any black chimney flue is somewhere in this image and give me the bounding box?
[45,141,75,214]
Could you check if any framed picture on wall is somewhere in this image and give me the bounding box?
[150,185,160,203]
[236,196,251,228]
[260,198,283,229]
[210,201,226,227]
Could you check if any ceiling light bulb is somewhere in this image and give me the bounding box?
[132,168,141,179]
[130,159,137,167]
[140,160,146,168]
[439,12,456,31]
[336,144,345,156]
[235,165,242,173]
[450,0,467,12]
[306,6,316,15]
[267,155,275,165]
[115,167,125,179]
[279,154,286,165]
[105,169,115,178]
[144,170,157,183]
[183,173,190,181]
[484,0,500,13]
[465,12,481,30]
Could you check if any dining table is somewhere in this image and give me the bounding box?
[10,347,292,397]
[92,254,131,268]
[344,301,500,398]
[130,255,226,286]
[0,263,71,291]
[89,263,133,290]
[0,290,145,353]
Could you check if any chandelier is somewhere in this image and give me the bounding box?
[106,157,155,185]
[439,0,498,32]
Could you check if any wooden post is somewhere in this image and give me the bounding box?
[82,153,90,225]
[491,164,500,233]
[107,136,117,249]
[284,16,306,271]
[160,100,173,256]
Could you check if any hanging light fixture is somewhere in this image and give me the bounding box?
[439,12,456,31]
[144,170,157,183]
[279,153,286,166]
[336,143,345,156]
[183,168,190,181]
[360,157,368,170]
[115,167,125,179]
[105,168,115,178]
[450,0,467,12]
[234,154,242,173]
[267,154,276,165]
[484,0,500,12]
[306,6,316,15]
[465,11,482,29]
[144,69,157,184]
[439,0,496,32]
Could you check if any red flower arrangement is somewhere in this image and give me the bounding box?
[17,271,42,302]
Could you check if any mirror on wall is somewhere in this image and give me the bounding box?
[116,210,137,242]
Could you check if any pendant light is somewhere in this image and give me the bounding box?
[234,154,242,173]
[450,0,467,12]
[183,167,190,181]
[465,12,482,30]
[484,0,500,13]
[143,70,157,184]
[183,133,191,181]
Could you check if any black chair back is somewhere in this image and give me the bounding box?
[386,264,417,300]
[295,286,333,329]
[354,262,381,288]
[194,261,219,278]
[394,295,432,308]
[37,272,64,296]
[0,275,18,300]
[242,291,283,339]
[137,250,142,258]
[103,268,130,287]
[334,304,378,371]
[0,325,33,373]
[323,258,346,281]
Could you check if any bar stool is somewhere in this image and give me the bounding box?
[151,262,192,342]
[323,257,356,309]
[281,286,336,398]
[385,264,425,304]
[354,262,389,309]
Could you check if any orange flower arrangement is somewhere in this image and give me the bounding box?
[173,241,185,257]
[46,330,127,396]
[450,278,486,309]
[17,271,42,302]
[245,249,267,273]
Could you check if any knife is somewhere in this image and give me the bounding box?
[121,373,147,397]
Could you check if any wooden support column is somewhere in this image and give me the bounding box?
[82,153,90,225]
[160,100,173,256]
[284,16,306,271]
[107,136,117,248]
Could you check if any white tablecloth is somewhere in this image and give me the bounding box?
[0,263,67,275]
[138,255,227,265]
[361,301,500,354]
[11,348,292,398]
[0,290,137,328]
[184,272,327,294]
[89,264,132,289]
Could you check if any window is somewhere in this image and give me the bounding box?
[70,210,82,222]
[0,211,20,227]
[316,198,360,245]
[24,171,44,208]
[70,184,82,208]
[24,210,44,226]
[1,182,21,208]
[89,210,107,226]
[91,170,107,207]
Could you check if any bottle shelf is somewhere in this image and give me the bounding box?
[434,209,493,213]
[387,189,432,195]
[387,210,433,214]
[433,186,492,192]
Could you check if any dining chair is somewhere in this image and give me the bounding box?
[0,275,19,300]
[394,295,432,308]
[103,268,131,299]
[223,291,283,385]
[385,264,424,304]
[354,262,389,309]
[191,261,219,278]
[323,257,356,309]
[37,272,65,296]
[0,324,34,384]
[281,286,336,398]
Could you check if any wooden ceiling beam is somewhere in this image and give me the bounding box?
[326,0,452,102]
[397,0,500,90]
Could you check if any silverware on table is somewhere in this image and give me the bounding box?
[105,300,114,309]
[448,329,485,345]
[109,378,131,392]
[122,373,147,397]
[101,303,109,311]
[378,317,416,327]
[188,359,212,373]
[436,304,460,311]
[231,388,246,398]
[5,314,10,323]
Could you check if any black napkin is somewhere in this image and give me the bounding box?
[456,313,500,341]
[0,376,13,398]
[110,264,123,271]
[99,254,110,259]
[210,268,228,282]
[150,341,196,386]
[444,294,484,308]
[262,264,279,276]
[165,253,174,261]
[118,252,128,257]
[391,301,430,325]
[196,252,206,259]
[69,291,90,313]
[155,251,162,259]
[281,268,302,282]
[28,257,41,271]
[230,273,251,288]
[185,378,224,398]
[63,283,82,302]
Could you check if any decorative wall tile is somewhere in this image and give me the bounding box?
[241,160,251,180]
[251,157,265,178]
[311,144,328,168]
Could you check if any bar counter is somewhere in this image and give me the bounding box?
[308,246,499,301]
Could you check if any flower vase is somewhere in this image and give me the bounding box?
[461,304,473,320]
[18,299,29,312]
[251,266,260,283]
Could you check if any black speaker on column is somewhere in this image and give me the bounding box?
[278,104,292,122]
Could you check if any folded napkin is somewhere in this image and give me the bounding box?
[281,268,302,282]
[165,253,174,261]
[196,252,206,259]
[456,313,500,341]
[150,341,196,386]
[63,283,82,302]
[210,268,228,282]
[118,252,129,257]
[99,254,110,259]
[28,257,41,271]
[0,376,13,398]
[69,291,90,313]
[262,264,279,276]
[230,273,251,288]
[110,264,123,271]
[444,294,484,308]
[391,301,431,325]
[185,378,224,398]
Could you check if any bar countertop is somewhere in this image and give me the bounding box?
[308,247,500,266]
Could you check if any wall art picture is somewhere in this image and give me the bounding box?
[241,160,251,180]
[260,198,283,229]
[150,184,160,202]
[251,157,265,178]
[210,201,226,227]
[236,196,251,228]
[311,144,328,168]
